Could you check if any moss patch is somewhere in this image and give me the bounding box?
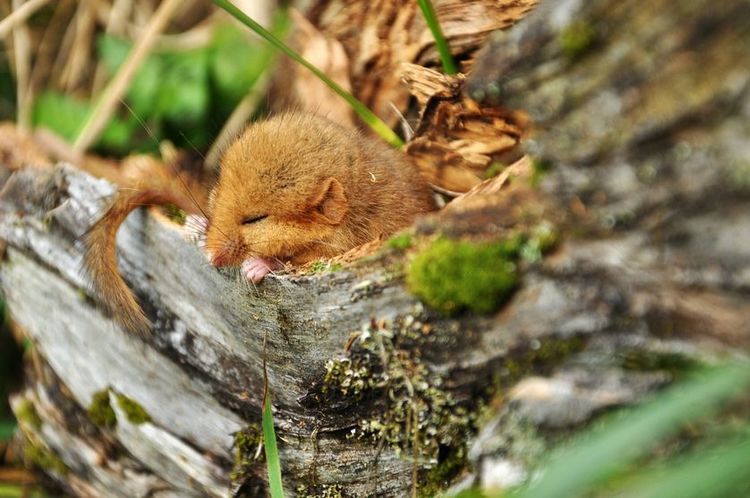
[560,20,597,61]
[485,161,507,179]
[530,157,553,186]
[15,398,42,430]
[502,336,588,385]
[115,394,151,425]
[88,388,116,428]
[386,232,414,251]
[519,221,558,264]
[419,446,469,497]
[620,349,701,378]
[231,424,263,482]
[322,357,373,401]
[307,260,343,274]
[406,214,559,316]
[728,160,750,191]
[407,238,521,315]
[161,204,187,224]
[24,441,68,475]
[322,317,476,488]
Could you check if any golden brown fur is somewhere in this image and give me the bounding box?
[83,184,201,337]
[205,112,435,266]
[84,112,435,336]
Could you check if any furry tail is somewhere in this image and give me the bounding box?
[83,188,199,337]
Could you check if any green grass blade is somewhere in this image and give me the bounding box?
[261,329,284,498]
[417,0,458,75]
[610,433,750,498]
[262,385,284,498]
[213,0,404,149]
[509,361,750,498]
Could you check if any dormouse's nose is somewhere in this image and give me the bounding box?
[209,243,234,267]
[210,252,226,268]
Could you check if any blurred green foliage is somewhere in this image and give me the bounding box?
[456,361,750,498]
[32,19,285,156]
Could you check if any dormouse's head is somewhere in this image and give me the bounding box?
[205,113,358,267]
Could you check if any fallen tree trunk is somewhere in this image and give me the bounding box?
[1,0,749,496]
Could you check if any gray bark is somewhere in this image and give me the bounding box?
[1,0,749,496]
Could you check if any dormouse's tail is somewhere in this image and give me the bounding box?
[83,186,200,337]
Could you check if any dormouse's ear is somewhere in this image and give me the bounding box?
[309,177,348,224]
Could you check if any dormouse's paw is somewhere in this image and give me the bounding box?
[241,257,280,284]
[184,214,209,248]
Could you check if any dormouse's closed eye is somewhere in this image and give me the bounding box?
[241,214,268,225]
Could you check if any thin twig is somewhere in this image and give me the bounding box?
[11,0,32,129]
[50,4,78,89]
[73,0,182,153]
[0,0,50,39]
[29,0,74,95]
[135,11,218,53]
[60,0,97,92]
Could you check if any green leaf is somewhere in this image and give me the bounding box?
[157,50,210,125]
[509,361,750,498]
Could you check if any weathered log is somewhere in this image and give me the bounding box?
[1,0,749,496]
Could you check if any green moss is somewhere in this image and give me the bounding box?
[385,261,406,281]
[315,315,488,494]
[231,424,263,482]
[728,160,750,191]
[88,388,116,428]
[115,394,151,425]
[162,204,187,224]
[519,221,558,263]
[307,260,343,274]
[503,336,588,384]
[485,161,507,179]
[407,238,520,315]
[530,157,553,186]
[560,20,597,61]
[419,447,469,497]
[322,357,373,399]
[24,442,68,475]
[350,319,476,467]
[387,232,414,251]
[620,350,702,378]
[15,399,42,430]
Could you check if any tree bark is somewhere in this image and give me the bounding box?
[1,0,749,496]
